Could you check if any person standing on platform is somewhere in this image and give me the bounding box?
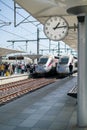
[0,63,5,76]
[69,63,73,76]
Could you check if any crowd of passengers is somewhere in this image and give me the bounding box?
[0,62,35,76]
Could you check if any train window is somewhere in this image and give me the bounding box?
[59,57,69,64]
[54,56,59,59]
[8,56,24,60]
[38,58,48,64]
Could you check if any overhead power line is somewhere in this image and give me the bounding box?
[0,0,39,27]
[0,0,42,37]
[1,28,28,39]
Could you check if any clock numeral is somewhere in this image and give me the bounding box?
[59,34,61,37]
[54,17,57,21]
[45,27,48,30]
[50,19,53,22]
[47,22,50,26]
[47,31,49,34]
[50,34,53,37]
[54,35,57,39]
[63,22,65,25]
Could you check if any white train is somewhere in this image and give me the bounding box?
[56,54,78,77]
[34,54,59,77]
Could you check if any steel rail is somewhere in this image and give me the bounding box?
[0,78,56,105]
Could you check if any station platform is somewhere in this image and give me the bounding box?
[0,73,29,85]
[0,74,81,130]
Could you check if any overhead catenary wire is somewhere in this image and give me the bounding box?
[0,0,39,28]
[0,13,37,36]
[0,0,43,39]
[0,28,30,40]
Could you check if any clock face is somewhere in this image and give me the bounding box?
[44,16,69,41]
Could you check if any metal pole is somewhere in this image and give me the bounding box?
[77,15,87,127]
[58,41,60,56]
[14,1,16,27]
[26,41,28,51]
[49,40,51,53]
[12,42,14,49]
[37,28,39,60]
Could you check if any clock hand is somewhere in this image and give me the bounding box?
[53,25,67,29]
[53,22,60,30]
[57,26,67,28]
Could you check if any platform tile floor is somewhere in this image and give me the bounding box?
[0,74,86,130]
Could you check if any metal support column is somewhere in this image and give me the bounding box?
[14,1,16,27]
[67,5,87,127]
[77,15,87,127]
[37,28,39,61]
[12,41,14,49]
[26,41,28,51]
[49,40,51,53]
[58,41,60,56]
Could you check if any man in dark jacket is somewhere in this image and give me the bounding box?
[69,63,73,76]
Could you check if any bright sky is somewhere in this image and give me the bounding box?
[0,0,77,56]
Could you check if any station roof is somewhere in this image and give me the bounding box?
[0,47,24,57]
[15,0,87,51]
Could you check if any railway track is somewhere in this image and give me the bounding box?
[0,78,56,105]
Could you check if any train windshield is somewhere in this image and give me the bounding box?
[59,57,69,64]
[38,58,48,64]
